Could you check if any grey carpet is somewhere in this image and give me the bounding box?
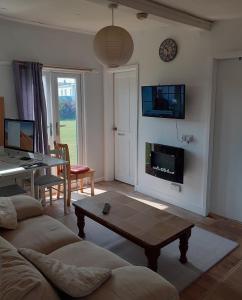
[82,218,237,291]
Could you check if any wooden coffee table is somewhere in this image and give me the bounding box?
[73,191,194,272]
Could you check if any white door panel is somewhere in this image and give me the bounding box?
[42,71,83,165]
[211,59,242,222]
[115,134,131,183]
[114,70,137,185]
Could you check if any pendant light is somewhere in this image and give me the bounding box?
[94,3,134,68]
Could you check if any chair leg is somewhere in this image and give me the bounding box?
[37,185,40,202]
[41,187,46,207]
[80,179,83,193]
[49,188,53,205]
[66,178,71,206]
[91,174,94,196]
[57,185,61,199]
[35,185,39,200]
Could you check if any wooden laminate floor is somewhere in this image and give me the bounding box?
[44,180,242,300]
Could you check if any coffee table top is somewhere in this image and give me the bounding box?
[73,191,194,247]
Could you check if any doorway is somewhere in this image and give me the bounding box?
[210,58,242,222]
[104,65,138,186]
[43,71,84,165]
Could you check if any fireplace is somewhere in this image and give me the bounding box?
[145,143,184,184]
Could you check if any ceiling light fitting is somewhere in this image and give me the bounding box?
[93,2,134,68]
[136,12,148,20]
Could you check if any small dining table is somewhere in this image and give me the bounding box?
[0,150,68,214]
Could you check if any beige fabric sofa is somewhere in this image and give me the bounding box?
[0,196,179,300]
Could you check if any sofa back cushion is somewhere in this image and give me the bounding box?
[0,236,60,300]
[10,195,43,221]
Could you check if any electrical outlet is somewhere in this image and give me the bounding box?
[181,135,194,144]
[170,183,182,192]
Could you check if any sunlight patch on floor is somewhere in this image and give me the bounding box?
[129,195,168,210]
[70,186,168,211]
[71,187,108,201]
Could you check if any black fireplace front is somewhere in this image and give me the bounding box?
[145,143,184,184]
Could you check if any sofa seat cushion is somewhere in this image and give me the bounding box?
[70,165,90,174]
[0,215,80,254]
[82,266,179,300]
[0,236,60,300]
[49,240,130,270]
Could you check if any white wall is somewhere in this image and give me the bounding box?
[0,19,104,180]
[128,27,212,215]
[212,19,242,56]
[126,19,242,216]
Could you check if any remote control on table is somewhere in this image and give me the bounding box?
[102,203,111,215]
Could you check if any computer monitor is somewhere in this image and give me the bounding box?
[4,119,35,153]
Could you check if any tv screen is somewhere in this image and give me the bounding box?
[4,119,35,153]
[142,85,185,119]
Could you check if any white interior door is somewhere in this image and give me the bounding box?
[210,59,242,222]
[114,70,137,185]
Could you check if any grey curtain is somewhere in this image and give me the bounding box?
[13,61,48,154]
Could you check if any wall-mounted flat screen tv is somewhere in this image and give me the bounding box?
[142,84,185,119]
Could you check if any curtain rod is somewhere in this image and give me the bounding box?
[12,60,96,73]
[43,64,94,73]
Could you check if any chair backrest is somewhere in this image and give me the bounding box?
[54,142,71,178]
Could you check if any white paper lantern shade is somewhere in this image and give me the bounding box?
[94,25,134,68]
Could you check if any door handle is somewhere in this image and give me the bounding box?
[49,123,53,137]
[118,133,125,136]
[56,122,60,136]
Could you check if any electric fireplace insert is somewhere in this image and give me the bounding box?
[145,143,184,184]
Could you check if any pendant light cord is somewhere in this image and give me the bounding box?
[112,6,114,25]
[109,3,118,26]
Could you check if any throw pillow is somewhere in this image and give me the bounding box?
[0,197,17,229]
[19,248,112,298]
[11,194,43,221]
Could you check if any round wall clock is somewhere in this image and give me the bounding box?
[159,38,178,62]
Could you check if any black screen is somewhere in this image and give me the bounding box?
[151,152,175,175]
[142,85,185,119]
[145,143,184,184]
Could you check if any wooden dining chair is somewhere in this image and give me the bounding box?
[34,147,68,214]
[54,142,95,205]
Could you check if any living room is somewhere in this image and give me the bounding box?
[1,1,242,300]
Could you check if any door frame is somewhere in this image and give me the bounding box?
[103,64,139,186]
[42,69,87,165]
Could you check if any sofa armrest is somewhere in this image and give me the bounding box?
[11,195,43,221]
[84,266,179,300]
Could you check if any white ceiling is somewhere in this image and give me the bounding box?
[0,0,242,33]
[155,0,242,21]
[0,0,167,34]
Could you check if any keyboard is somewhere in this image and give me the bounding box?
[21,162,48,169]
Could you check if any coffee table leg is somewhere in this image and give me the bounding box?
[75,208,86,238]
[145,247,160,272]
[179,229,192,264]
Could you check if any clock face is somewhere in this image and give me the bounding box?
[159,39,178,62]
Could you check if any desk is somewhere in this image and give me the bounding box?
[0,152,68,214]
